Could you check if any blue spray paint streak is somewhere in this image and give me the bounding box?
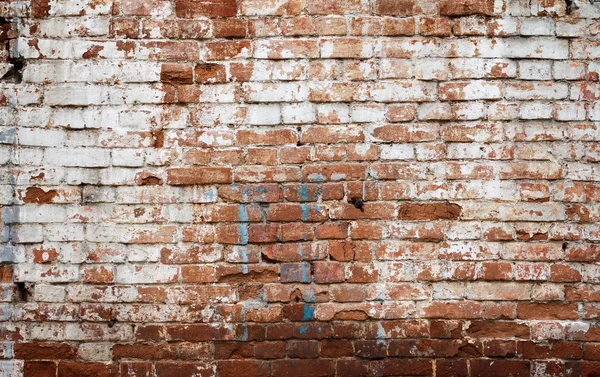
[302,304,314,321]
[1,304,11,321]
[297,245,304,260]
[0,361,16,375]
[300,204,310,222]
[308,174,325,183]
[299,324,309,334]
[253,186,267,202]
[298,184,309,201]
[4,342,13,359]
[300,264,309,283]
[376,322,385,339]
[238,204,249,273]
[303,290,316,303]
[238,324,249,341]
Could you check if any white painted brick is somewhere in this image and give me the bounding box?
[505,82,568,100]
[78,343,112,361]
[518,60,552,80]
[10,224,44,243]
[351,104,385,123]
[17,128,66,147]
[554,102,586,121]
[37,16,110,38]
[46,147,110,167]
[44,223,85,242]
[371,81,436,102]
[589,103,600,121]
[380,145,415,160]
[44,85,107,106]
[14,264,79,283]
[282,103,316,124]
[246,104,281,125]
[244,82,308,102]
[418,103,453,120]
[520,18,554,36]
[519,102,554,119]
[112,149,144,167]
[553,61,585,80]
[453,102,486,120]
[115,264,179,284]
[33,284,66,303]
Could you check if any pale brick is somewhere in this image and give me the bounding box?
[45,147,110,167]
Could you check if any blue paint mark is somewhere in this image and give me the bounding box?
[307,174,325,183]
[297,245,304,260]
[238,204,249,271]
[242,187,250,203]
[238,324,249,341]
[303,290,316,303]
[0,360,16,375]
[300,204,310,222]
[0,128,17,145]
[204,189,216,202]
[302,304,314,321]
[237,224,248,245]
[376,322,385,339]
[1,305,10,321]
[301,264,309,283]
[238,204,249,223]
[236,246,248,264]
[253,186,268,201]
[4,342,13,358]
[238,205,249,248]
[298,184,309,201]
[299,324,309,334]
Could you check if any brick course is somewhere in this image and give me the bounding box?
[1,0,600,375]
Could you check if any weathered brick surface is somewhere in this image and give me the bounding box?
[1,0,600,375]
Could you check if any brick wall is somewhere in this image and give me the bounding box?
[1,0,600,375]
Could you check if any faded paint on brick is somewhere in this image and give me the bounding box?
[1,0,600,375]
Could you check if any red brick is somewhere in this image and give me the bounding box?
[161,64,193,84]
[155,362,213,377]
[484,340,517,357]
[58,363,118,377]
[439,0,496,15]
[436,359,468,377]
[194,63,226,83]
[565,361,600,376]
[204,40,252,60]
[376,0,415,15]
[470,359,529,377]
[24,361,56,377]
[166,167,232,185]
[398,203,462,220]
[271,359,335,377]
[518,341,582,359]
[287,340,320,358]
[176,0,237,17]
[16,343,77,360]
[321,340,353,358]
[517,303,579,320]
[467,321,530,339]
[337,359,370,377]
[254,342,286,359]
[120,362,152,377]
[370,359,433,376]
[314,262,345,283]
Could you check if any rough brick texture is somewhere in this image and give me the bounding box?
[1,0,600,375]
